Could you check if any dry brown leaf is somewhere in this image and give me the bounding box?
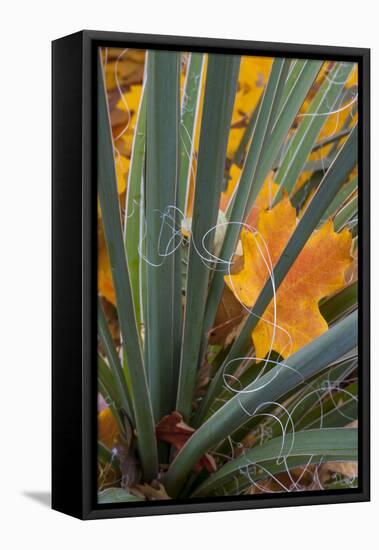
[156,412,217,473]
[208,286,243,346]
[194,361,213,401]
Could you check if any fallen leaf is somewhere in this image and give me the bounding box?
[220,164,242,211]
[220,169,279,226]
[209,286,243,346]
[104,50,145,91]
[225,194,352,358]
[116,84,143,115]
[226,57,273,159]
[98,407,120,450]
[156,412,217,473]
[115,154,130,195]
[99,297,120,345]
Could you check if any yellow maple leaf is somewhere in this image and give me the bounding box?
[116,84,143,114]
[115,154,130,195]
[245,173,279,228]
[97,154,129,306]
[103,49,145,91]
[113,85,143,160]
[226,56,273,159]
[225,194,352,358]
[220,164,242,211]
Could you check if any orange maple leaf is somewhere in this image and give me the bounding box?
[156,412,217,473]
[245,174,280,229]
[225,194,353,358]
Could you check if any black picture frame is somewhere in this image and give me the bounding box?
[52,30,370,520]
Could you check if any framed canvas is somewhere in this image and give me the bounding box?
[52,30,370,520]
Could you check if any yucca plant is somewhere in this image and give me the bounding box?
[97,47,358,503]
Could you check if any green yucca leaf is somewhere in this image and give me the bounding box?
[250,60,323,205]
[320,175,357,224]
[97,488,142,504]
[277,59,307,112]
[213,353,357,459]
[145,50,182,422]
[324,89,357,161]
[98,353,125,431]
[178,53,204,214]
[269,356,357,436]
[273,62,355,200]
[290,365,357,433]
[124,85,147,333]
[191,428,358,497]
[312,127,352,152]
[238,59,306,172]
[320,281,357,324]
[98,300,134,423]
[325,477,358,490]
[214,349,356,431]
[304,157,334,172]
[98,353,121,408]
[301,382,357,430]
[176,54,241,421]
[233,95,261,168]
[291,171,324,210]
[97,54,158,480]
[279,83,356,169]
[334,195,358,232]
[239,59,308,172]
[164,311,357,497]
[195,125,358,425]
[264,58,293,135]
